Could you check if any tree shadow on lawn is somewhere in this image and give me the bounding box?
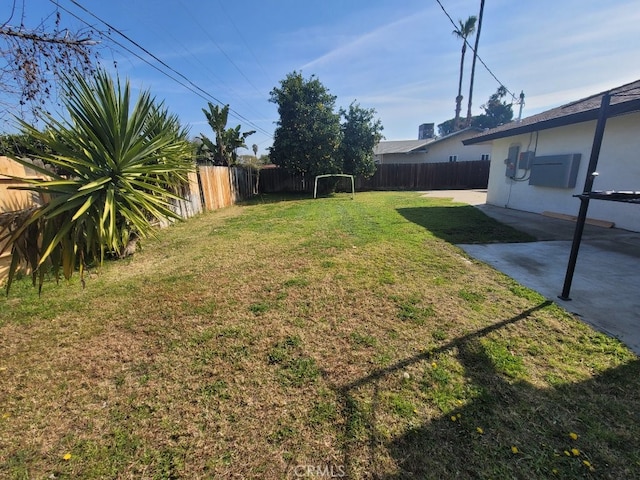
[334,301,640,479]
[397,205,535,244]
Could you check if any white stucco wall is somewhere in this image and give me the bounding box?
[486,112,640,232]
[425,135,491,163]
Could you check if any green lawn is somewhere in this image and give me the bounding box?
[1,191,638,479]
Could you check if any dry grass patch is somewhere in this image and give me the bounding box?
[1,192,638,479]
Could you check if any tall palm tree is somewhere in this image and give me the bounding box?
[452,15,477,131]
[465,1,485,127]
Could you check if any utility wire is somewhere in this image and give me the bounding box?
[52,0,272,137]
[434,0,518,101]
[177,0,266,99]
[215,0,275,87]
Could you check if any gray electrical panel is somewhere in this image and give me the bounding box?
[529,154,581,188]
[505,145,519,178]
[519,151,535,170]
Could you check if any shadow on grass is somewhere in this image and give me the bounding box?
[397,205,535,244]
[334,301,640,478]
[238,192,312,206]
[239,192,357,206]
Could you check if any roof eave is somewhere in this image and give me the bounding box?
[463,98,640,145]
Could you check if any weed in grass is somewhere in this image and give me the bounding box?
[350,331,378,348]
[378,271,396,285]
[218,326,247,339]
[386,393,416,419]
[309,401,338,425]
[267,424,297,445]
[189,300,219,316]
[189,328,216,345]
[458,288,485,310]
[267,336,301,364]
[279,356,320,387]
[509,282,545,302]
[394,295,435,326]
[200,380,230,400]
[482,339,528,379]
[283,277,309,288]
[432,329,448,341]
[249,301,270,315]
[266,336,319,386]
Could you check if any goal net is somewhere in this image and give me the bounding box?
[313,174,355,200]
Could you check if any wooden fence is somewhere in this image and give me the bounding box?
[0,159,253,283]
[196,165,251,211]
[0,156,49,282]
[259,160,491,193]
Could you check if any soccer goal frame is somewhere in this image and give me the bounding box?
[313,174,355,200]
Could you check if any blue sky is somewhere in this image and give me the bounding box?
[5,0,640,156]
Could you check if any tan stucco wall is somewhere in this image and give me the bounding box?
[0,156,46,285]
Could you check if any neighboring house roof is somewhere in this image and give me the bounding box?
[374,128,483,155]
[464,79,640,145]
[425,127,483,146]
[374,139,432,155]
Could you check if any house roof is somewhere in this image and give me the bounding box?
[374,139,432,155]
[374,128,483,155]
[426,127,483,146]
[464,79,640,145]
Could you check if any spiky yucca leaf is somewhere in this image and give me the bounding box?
[1,69,193,293]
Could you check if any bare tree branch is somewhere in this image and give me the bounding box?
[0,7,100,125]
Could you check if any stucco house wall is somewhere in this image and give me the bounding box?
[375,129,490,164]
[486,111,640,232]
[425,136,489,163]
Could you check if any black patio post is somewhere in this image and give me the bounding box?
[559,92,611,300]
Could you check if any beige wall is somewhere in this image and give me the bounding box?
[0,156,47,284]
[425,136,490,163]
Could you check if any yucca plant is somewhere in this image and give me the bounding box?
[0,69,194,293]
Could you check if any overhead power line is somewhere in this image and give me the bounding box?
[434,0,518,102]
[51,0,272,137]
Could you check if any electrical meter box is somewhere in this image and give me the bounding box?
[529,153,581,188]
[519,151,535,170]
[504,145,519,178]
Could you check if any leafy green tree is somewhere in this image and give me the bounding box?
[269,72,342,178]
[474,86,513,129]
[340,102,383,178]
[0,69,193,293]
[198,103,255,166]
[270,72,383,184]
[437,118,456,137]
[452,16,477,131]
[438,86,514,136]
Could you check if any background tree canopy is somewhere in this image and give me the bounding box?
[269,72,383,179]
[438,86,514,137]
[197,103,255,166]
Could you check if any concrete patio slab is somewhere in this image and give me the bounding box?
[422,190,640,355]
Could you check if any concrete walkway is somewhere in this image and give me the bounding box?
[421,190,640,355]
